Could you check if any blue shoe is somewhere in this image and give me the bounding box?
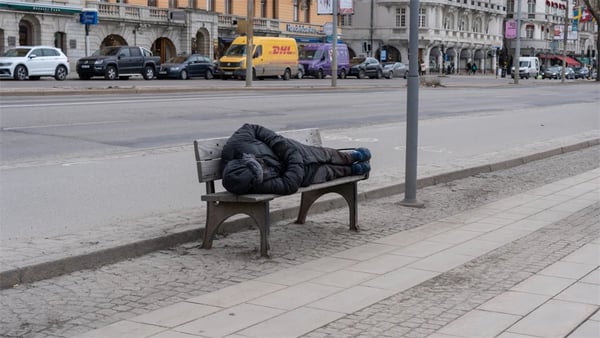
[351,161,371,175]
[351,148,372,162]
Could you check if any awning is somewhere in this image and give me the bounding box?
[555,55,582,67]
[0,0,81,15]
[539,54,581,66]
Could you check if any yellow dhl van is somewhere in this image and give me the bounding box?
[218,36,299,80]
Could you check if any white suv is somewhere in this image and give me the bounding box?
[0,46,70,81]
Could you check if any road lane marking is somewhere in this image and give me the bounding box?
[2,120,128,130]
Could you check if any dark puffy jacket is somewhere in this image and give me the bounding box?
[221,124,305,195]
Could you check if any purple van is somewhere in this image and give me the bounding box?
[298,43,350,79]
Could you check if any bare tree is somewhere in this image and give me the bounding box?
[582,0,600,81]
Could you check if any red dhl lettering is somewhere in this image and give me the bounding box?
[272,45,294,55]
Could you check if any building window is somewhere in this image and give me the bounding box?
[419,8,426,28]
[303,0,310,23]
[526,24,534,38]
[507,0,514,13]
[260,0,266,17]
[396,8,406,27]
[225,0,232,14]
[293,0,299,22]
[272,0,278,18]
[341,14,352,26]
[147,0,157,6]
[528,0,535,18]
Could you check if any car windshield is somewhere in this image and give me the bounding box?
[2,48,31,57]
[167,56,188,63]
[225,45,246,56]
[299,49,322,61]
[519,61,530,67]
[92,47,122,56]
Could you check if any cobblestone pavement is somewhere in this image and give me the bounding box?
[1,146,598,338]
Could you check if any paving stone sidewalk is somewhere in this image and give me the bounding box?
[1,146,598,338]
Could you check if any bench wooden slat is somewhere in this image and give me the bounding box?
[201,174,366,203]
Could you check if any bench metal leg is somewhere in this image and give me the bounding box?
[296,182,359,231]
[202,201,272,257]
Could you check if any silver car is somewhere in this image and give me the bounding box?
[0,46,70,80]
[383,62,408,79]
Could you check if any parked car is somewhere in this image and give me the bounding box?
[158,54,215,80]
[348,57,383,79]
[382,62,408,79]
[564,66,575,79]
[573,66,589,79]
[0,46,69,81]
[542,66,561,79]
[76,46,160,80]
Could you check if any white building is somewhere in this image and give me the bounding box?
[340,0,506,74]
[340,0,596,74]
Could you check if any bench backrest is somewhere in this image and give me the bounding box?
[194,128,322,184]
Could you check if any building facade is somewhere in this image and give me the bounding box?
[503,0,597,68]
[0,0,335,65]
[1,0,596,74]
[340,0,506,74]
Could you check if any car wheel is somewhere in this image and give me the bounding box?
[205,69,214,80]
[317,69,324,79]
[339,69,346,79]
[387,71,394,79]
[14,65,27,80]
[282,68,291,80]
[104,66,117,80]
[376,69,383,79]
[297,68,303,79]
[143,66,155,80]
[54,65,68,81]
[179,69,189,80]
[358,69,366,79]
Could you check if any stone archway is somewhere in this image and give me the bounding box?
[152,37,175,63]
[101,35,127,47]
[375,45,401,63]
[460,49,472,73]
[446,48,457,73]
[194,28,211,57]
[0,29,4,54]
[348,47,357,59]
[19,15,41,46]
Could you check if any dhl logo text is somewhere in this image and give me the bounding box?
[272,46,294,55]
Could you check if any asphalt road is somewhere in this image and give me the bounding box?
[0,79,598,244]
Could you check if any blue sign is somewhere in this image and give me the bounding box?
[80,11,98,25]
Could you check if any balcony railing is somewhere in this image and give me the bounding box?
[89,1,171,23]
[218,14,281,33]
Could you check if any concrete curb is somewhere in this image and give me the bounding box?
[1,138,598,289]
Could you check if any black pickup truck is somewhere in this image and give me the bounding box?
[76,46,161,80]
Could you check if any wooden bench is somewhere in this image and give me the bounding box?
[193,128,368,257]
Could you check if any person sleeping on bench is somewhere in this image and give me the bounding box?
[221,123,372,195]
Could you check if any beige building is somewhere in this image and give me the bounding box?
[0,0,335,62]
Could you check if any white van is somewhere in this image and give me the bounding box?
[512,57,540,79]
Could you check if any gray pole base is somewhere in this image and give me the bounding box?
[399,199,425,208]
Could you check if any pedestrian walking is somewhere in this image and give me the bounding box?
[466,62,472,75]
